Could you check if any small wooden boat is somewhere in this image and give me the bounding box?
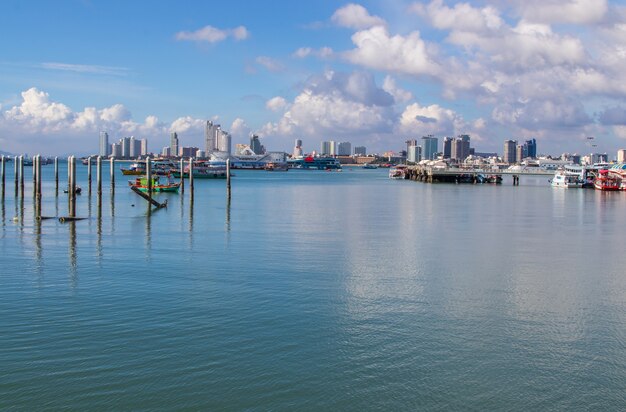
[120,163,146,175]
[128,176,180,193]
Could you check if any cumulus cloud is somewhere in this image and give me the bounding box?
[230,117,251,140]
[343,26,441,77]
[514,0,608,25]
[293,46,334,59]
[331,3,386,29]
[175,25,249,43]
[266,96,288,112]
[382,76,413,103]
[411,0,503,32]
[398,102,465,136]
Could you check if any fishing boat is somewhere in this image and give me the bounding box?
[128,176,180,192]
[120,162,146,175]
[593,170,621,191]
[265,162,288,171]
[389,165,407,179]
[362,163,378,169]
[551,170,583,188]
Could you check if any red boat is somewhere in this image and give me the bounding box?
[593,170,621,191]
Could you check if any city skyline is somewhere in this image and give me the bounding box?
[2,0,626,156]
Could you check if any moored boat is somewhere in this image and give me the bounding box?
[362,163,378,169]
[551,170,583,188]
[265,162,288,171]
[171,162,227,179]
[593,170,621,191]
[128,176,180,192]
[120,162,146,175]
[389,165,407,179]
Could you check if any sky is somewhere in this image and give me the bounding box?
[1,0,626,157]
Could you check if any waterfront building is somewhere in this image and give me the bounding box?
[162,147,171,157]
[354,146,366,156]
[218,131,232,155]
[337,142,351,156]
[140,139,148,157]
[250,134,262,154]
[205,121,221,154]
[293,139,303,157]
[504,140,517,164]
[405,139,417,157]
[170,132,179,158]
[329,141,337,156]
[443,137,452,159]
[129,136,141,158]
[111,142,122,158]
[99,131,110,157]
[516,145,524,163]
[421,135,438,160]
[618,149,626,163]
[525,138,537,158]
[408,145,422,163]
[320,141,332,156]
[180,146,199,158]
[120,137,131,159]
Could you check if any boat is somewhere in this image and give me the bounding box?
[171,162,227,179]
[128,176,181,192]
[484,174,502,184]
[551,170,583,188]
[287,156,342,170]
[63,186,82,194]
[389,165,407,179]
[362,163,378,169]
[265,162,288,171]
[120,162,146,175]
[593,170,621,191]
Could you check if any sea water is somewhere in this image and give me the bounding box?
[1,164,625,410]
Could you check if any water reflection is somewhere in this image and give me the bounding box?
[68,221,77,287]
[189,194,194,247]
[225,192,231,232]
[145,209,152,261]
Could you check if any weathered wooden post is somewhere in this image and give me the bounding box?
[179,157,185,193]
[87,156,92,194]
[14,156,19,197]
[226,158,231,196]
[1,155,5,198]
[146,156,152,198]
[188,157,194,198]
[110,157,115,191]
[54,156,59,195]
[19,155,24,197]
[96,156,102,196]
[70,155,77,217]
[32,155,37,196]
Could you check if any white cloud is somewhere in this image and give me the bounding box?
[40,62,129,76]
[169,116,205,134]
[175,25,249,43]
[255,56,285,72]
[343,26,441,77]
[266,96,288,112]
[411,0,503,32]
[293,46,334,58]
[514,0,608,25]
[230,117,251,141]
[382,76,413,103]
[331,4,386,29]
[398,102,465,136]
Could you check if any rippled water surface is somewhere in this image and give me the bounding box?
[1,164,626,410]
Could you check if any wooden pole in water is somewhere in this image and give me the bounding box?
[54,156,59,195]
[110,157,115,190]
[226,158,231,193]
[32,155,37,194]
[188,157,194,197]
[37,155,42,198]
[14,156,18,197]
[179,157,185,193]
[19,155,24,197]
[146,156,152,198]
[70,155,76,217]
[87,156,92,193]
[1,155,5,198]
[96,156,102,196]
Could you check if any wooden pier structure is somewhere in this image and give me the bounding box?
[404,165,555,184]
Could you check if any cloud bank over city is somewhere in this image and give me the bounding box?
[1,0,626,155]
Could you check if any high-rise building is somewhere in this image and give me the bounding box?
[320,141,332,155]
[451,138,463,162]
[293,139,303,157]
[503,140,517,163]
[205,121,222,154]
[111,142,122,158]
[170,132,179,158]
[443,137,452,159]
[354,146,366,156]
[129,136,141,158]
[618,149,626,163]
[516,145,524,163]
[120,137,131,159]
[250,134,262,154]
[180,147,199,157]
[458,134,470,161]
[99,131,110,157]
[218,131,231,155]
[337,142,351,156]
[140,139,148,156]
[408,145,421,163]
[421,135,438,160]
[329,141,337,156]
[406,139,417,157]
[524,138,537,158]
[161,147,171,157]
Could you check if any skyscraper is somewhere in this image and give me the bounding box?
[218,131,231,155]
[504,140,517,163]
[443,137,452,159]
[320,141,331,155]
[337,142,351,156]
[170,132,179,158]
[205,121,221,154]
[99,131,110,157]
[421,135,438,160]
[120,137,131,159]
[140,139,148,156]
[354,146,366,156]
[329,141,337,156]
[293,139,303,157]
[250,134,262,154]
[524,138,537,158]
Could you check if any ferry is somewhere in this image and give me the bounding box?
[171,162,227,179]
[264,162,288,171]
[120,162,146,175]
[362,163,378,169]
[287,156,342,170]
[551,170,583,188]
[593,170,621,191]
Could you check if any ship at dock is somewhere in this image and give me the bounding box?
[287,156,341,170]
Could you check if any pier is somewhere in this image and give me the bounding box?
[404,165,554,184]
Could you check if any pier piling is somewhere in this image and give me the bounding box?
[188,157,194,198]
[69,155,76,217]
[87,156,92,194]
[14,156,18,197]
[110,157,115,191]
[179,158,185,193]
[19,155,24,198]
[146,157,152,198]
[96,156,102,196]
[1,155,5,198]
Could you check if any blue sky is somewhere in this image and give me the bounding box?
[1,0,626,156]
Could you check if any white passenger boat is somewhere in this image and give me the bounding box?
[551,170,583,188]
[389,165,407,180]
